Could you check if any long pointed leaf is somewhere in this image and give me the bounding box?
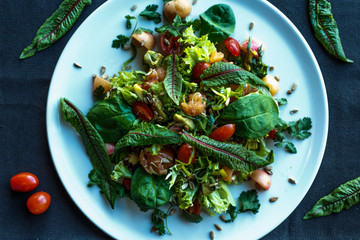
[164,54,183,105]
[201,62,271,96]
[60,98,116,208]
[308,0,353,63]
[20,0,92,59]
[181,131,271,173]
[303,176,360,220]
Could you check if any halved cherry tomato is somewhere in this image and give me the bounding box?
[122,178,132,191]
[186,199,201,215]
[26,191,51,215]
[177,143,196,164]
[160,31,181,56]
[224,37,241,57]
[10,172,39,192]
[132,101,154,122]
[209,124,236,142]
[268,129,277,139]
[192,62,211,82]
[250,169,271,191]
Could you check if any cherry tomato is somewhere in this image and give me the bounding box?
[132,101,154,122]
[192,62,211,82]
[224,37,241,57]
[26,191,51,215]
[177,143,196,164]
[250,169,271,191]
[268,129,278,139]
[209,124,236,142]
[160,31,181,55]
[122,178,132,191]
[186,199,201,215]
[10,172,39,192]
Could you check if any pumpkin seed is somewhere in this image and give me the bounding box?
[210,231,215,240]
[214,224,222,231]
[269,197,278,202]
[288,178,297,184]
[249,22,255,30]
[100,66,106,75]
[131,4,138,11]
[169,208,177,216]
[73,62,82,68]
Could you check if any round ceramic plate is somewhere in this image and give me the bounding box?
[46,0,328,239]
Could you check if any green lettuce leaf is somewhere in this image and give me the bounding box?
[200,181,236,214]
[181,132,271,173]
[60,98,117,208]
[173,175,198,209]
[111,162,132,181]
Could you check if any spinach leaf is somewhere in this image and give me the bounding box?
[131,167,172,209]
[181,132,271,173]
[60,98,117,208]
[309,0,353,63]
[303,176,360,220]
[218,94,279,139]
[201,62,271,97]
[20,0,91,59]
[86,97,136,143]
[164,54,183,105]
[113,122,183,154]
[199,4,235,43]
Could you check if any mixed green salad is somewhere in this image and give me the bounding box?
[60,1,312,236]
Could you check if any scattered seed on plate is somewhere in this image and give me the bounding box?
[131,4,138,11]
[151,226,157,232]
[214,224,222,231]
[210,231,215,240]
[220,215,227,222]
[290,108,299,114]
[265,169,273,175]
[102,74,109,80]
[100,66,106,75]
[291,81,298,91]
[73,62,82,68]
[269,66,274,71]
[192,0,198,5]
[249,22,255,30]
[274,75,280,81]
[124,65,132,70]
[269,197,279,203]
[169,208,177,216]
[288,178,297,184]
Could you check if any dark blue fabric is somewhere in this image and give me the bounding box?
[0,0,359,239]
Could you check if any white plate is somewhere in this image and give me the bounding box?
[46,0,328,239]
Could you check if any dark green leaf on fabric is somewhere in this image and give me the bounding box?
[20,0,92,59]
[308,0,353,62]
[304,176,360,219]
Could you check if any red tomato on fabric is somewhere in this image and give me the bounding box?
[224,37,241,57]
[209,124,236,142]
[132,101,154,122]
[26,191,51,215]
[10,172,39,192]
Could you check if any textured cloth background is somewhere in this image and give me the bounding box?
[0,0,359,239]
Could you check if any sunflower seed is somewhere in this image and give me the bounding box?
[269,197,278,202]
[181,182,189,189]
[214,224,222,231]
[100,66,106,75]
[290,82,298,91]
[290,108,299,114]
[269,66,274,71]
[274,75,280,81]
[189,181,195,190]
[124,65,132,70]
[73,62,82,68]
[210,231,215,240]
[169,208,177,216]
[249,22,255,30]
[102,74,109,80]
[264,165,273,171]
[192,0,198,5]
[131,4,138,11]
[220,215,227,222]
[288,178,297,184]
[265,170,273,175]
